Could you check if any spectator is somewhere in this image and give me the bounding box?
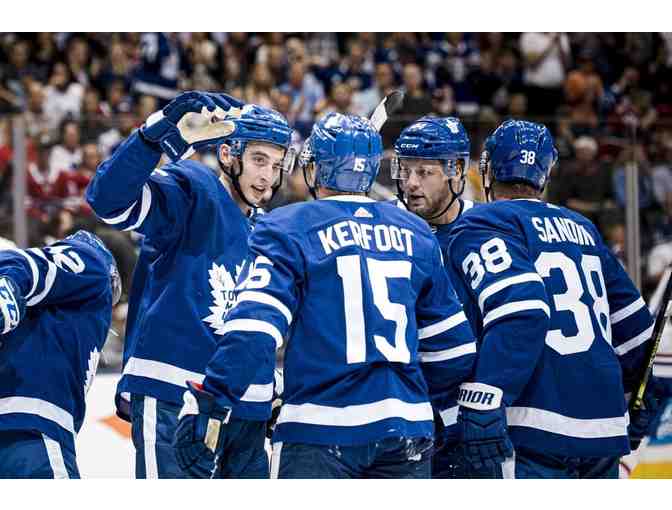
[99,109,137,158]
[241,63,275,109]
[520,32,571,117]
[52,142,100,216]
[352,62,396,117]
[0,39,34,113]
[131,32,181,107]
[400,62,433,116]
[48,119,82,183]
[43,61,84,132]
[66,36,91,87]
[319,82,355,116]
[508,93,528,118]
[547,135,615,228]
[101,79,131,116]
[279,59,326,138]
[23,81,53,144]
[80,88,109,144]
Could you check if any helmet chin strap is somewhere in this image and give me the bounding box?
[303,163,318,200]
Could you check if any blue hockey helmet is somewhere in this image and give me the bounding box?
[392,116,471,179]
[65,230,122,306]
[392,116,470,219]
[481,119,558,199]
[300,112,382,196]
[216,104,296,207]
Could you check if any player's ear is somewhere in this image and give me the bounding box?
[218,144,233,167]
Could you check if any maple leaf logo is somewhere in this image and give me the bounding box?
[84,347,100,395]
[203,262,244,335]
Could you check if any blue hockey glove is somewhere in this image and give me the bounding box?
[173,381,232,478]
[457,382,513,470]
[629,376,668,451]
[0,275,25,338]
[140,91,244,161]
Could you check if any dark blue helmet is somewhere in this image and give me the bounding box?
[482,119,558,192]
[65,230,122,306]
[392,116,470,179]
[301,112,382,194]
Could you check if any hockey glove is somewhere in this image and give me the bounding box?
[0,276,25,339]
[629,376,668,451]
[457,383,513,470]
[140,91,244,161]
[173,381,232,478]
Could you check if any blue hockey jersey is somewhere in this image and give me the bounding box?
[85,131,255,418]
[0,236,113,453]
[446,199,655,457]
[202,195,476,446]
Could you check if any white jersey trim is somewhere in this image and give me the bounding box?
[653,363,672,378]
[270,441,283,479]
[10,248,39,299]
[123,184,152,232]
[123,356,205,388]
[240,383,274,402]
[321,195,376,203]
[143,396,158,479]
[26,248,57,306]
[483,300,550,327]
[42,434,69,479]
[221,319,284,349]
[0,396,75,435]
[506,406,628,439]
[478,272,544,312]
[614,325,654,356]
[611,297,646,324]
[439,405,459,427]
[418,311,467,340]
[236,291,292,325]
[277,398,433,427]
[98,200,138,225]
[419,342,476,363]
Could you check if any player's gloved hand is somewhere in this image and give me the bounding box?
[0,275,25,339]
[140,91,244,161]
[173,380,232,478]
[628,376,668,451]
[457,383,513,470]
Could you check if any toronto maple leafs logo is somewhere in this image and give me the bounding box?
[84,347,100,395]
[203,261,244,335]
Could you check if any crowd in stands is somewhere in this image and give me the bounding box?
[1,32,672,365]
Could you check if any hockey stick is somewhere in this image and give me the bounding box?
[629,265,672,412]
[369,89,404,132]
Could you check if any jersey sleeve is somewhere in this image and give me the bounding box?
[0,239,111,310]
[447,226,551,407]
[202,217,303,418]
[85,131,190,245]
[416,241,476,432]
[601,245,655,393]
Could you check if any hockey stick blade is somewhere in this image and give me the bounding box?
[369,90,404,132]
[629,264,672,412]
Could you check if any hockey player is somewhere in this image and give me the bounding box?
[392,116,474,477]
[0,231,120,478]
[445,119,663,478]
[85,91,293,478]
[172,112,476,479]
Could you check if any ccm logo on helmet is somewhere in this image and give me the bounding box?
[399,144,419,149]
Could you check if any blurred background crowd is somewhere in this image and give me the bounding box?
[1,32,672,367]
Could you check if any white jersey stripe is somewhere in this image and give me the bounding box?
[0,396,75,435]
[418,311,467,340]
[478,272,544,312]
[98,200,137,225]
[610,297,646,324]
[240,383,274,402]
[221,319,284,349]
[501,452,516,479]
[123,357,205,388]
[42,434,69,479]
[143,396,158,479]
[419,342,476,363]
[506,406,628,439]
[26,248,57,306]
[236,291,293,325]
[483,300,550,327]
[10,248,39,299]
[653,363,672,378]
[277,398,433,427]
[123,184,153,232]
[270,442,283,479]
[614,325,654,356]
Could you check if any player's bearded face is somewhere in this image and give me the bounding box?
[400,159,454,218]
[239,142,285,206]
